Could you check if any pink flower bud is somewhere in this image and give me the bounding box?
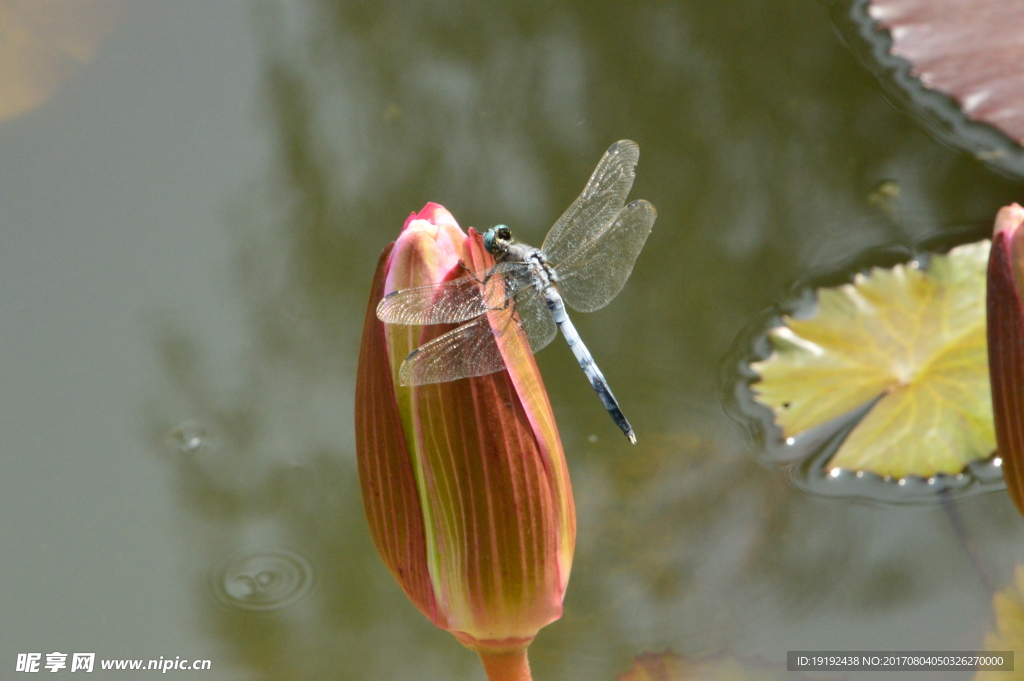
[987,203,1024,515]
[355,203,575,655]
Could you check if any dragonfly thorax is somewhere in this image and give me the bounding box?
[485,226,556,284]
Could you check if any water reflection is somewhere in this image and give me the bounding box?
[142,0,1024,678]
[0,0,127,121]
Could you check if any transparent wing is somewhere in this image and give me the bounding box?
[377,262,528,325]
[398,288,557,386]
[541,140,640,269]
[398,315,509,385]
[512,286,558,355]
[556,200,656,313]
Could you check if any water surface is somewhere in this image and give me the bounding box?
[2,1,1022,679]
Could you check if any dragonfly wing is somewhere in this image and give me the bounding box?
[377,262,526,325]
[513,286,557,355]
[541,140,640,269]
[556,199,656,313]
[397,288,555,386]
[398,314,510,385]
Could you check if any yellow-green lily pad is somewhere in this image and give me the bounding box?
[751,241,994,478]
[977,565,1024,681]
[617,650,832,681]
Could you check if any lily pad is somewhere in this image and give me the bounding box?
[751,241,994,478]
[617,650,833,681]
[976,565,1024,681]
[834,0,1024,177]
[868,0,1024,147]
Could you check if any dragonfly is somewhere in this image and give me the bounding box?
[377,140,656,443]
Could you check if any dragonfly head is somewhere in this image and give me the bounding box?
[483,225,513,256]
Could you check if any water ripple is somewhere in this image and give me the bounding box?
[210,549,315,611]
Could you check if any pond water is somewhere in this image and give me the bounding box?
[3,1,1023,679]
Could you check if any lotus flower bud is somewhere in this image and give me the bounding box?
[987,203,1024,515]
[354,203,575,665]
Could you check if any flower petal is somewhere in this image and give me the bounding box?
[406,231,574,651]
[355,244,443,627]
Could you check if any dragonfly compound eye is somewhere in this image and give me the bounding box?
[484,225,512,254]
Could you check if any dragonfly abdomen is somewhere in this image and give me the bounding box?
[542,286,636,444]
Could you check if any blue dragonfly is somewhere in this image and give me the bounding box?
[377,140,656,443]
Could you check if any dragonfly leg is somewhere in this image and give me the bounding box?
[458,260,507,289]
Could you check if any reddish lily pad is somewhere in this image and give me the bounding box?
[864,0,1024,143]
[867,0,1024,146]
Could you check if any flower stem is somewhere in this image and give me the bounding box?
[478,650,532,681]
